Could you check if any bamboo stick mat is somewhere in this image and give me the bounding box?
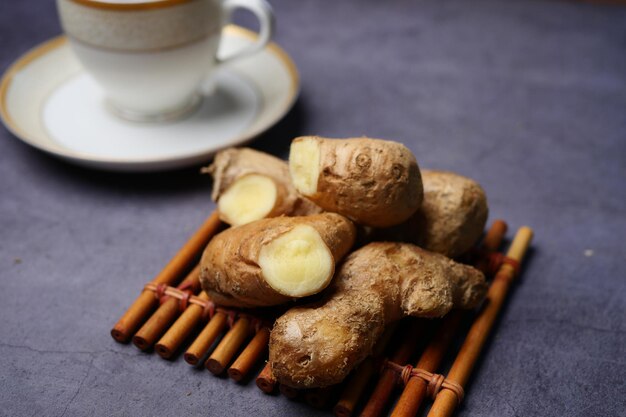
[111,212,533,417]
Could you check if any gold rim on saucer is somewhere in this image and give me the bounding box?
[0,25,300,170]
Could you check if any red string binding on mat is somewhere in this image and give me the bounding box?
[201,301,216,321]
[400,364,413,385]
[487,252,521,277]
[384,360,465,405]
[153,283,167,300]
[225,309,237,329]
[178,279,198,293]
[143,283,236,324]
[179,291,191,312]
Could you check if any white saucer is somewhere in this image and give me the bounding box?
[0,26,299,171]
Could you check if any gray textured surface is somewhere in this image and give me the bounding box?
[1,1,625,416]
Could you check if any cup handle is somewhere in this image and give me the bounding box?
[217,0,275,65]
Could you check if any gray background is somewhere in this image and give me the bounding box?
[1,0,625,416]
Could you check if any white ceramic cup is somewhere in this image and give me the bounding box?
[57,0,274,121]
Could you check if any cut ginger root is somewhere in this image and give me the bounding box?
[259,225,333,297]
[199,213,356,308]
[269,242,488,388]
[204,148,322,227]
[289,137,321,195]
[217,174,278,226]
[289,136,423,228]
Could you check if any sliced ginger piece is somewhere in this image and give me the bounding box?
[218,174,278,227]
[207,148,322,226]
[289,137,321,196]
[199,213,356,308]
[259,224,334,297]
[288,136,423,227]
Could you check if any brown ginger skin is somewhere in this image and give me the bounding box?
[289,136,423,228]
[375,170,488,258]
[199,213,356,308]
[206,147,322,224]
[414,170,488,257]
[269,242,487,388]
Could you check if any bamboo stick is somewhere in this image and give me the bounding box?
[184,310,228,366]
[390,313,462,417]
[359,320,425,417]
[205,317,250,375]
[228,327,271,382]
[111,211,222,343]
[427,226,533,417]
[334,360,377,417]
[390,220,508,417]
[256,363,277,394]
[132,266,200,351]
[474,220,508,274]
[333,324,398,417]
[155,291,211,359]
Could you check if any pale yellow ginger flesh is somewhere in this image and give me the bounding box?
[199,213,356,308]
[259,224,334,297]
[269,242,488,388]
[206,148,322,227]
[289,138,321,196]
[288,136,423,227]
[217,174,278,227]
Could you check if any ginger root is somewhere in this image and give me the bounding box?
[289,136,423,228]
[199,213,356,308]
[269,242,487,388]
[376,170,488,258]
[414,170,488,257]
[205,148,322,226]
